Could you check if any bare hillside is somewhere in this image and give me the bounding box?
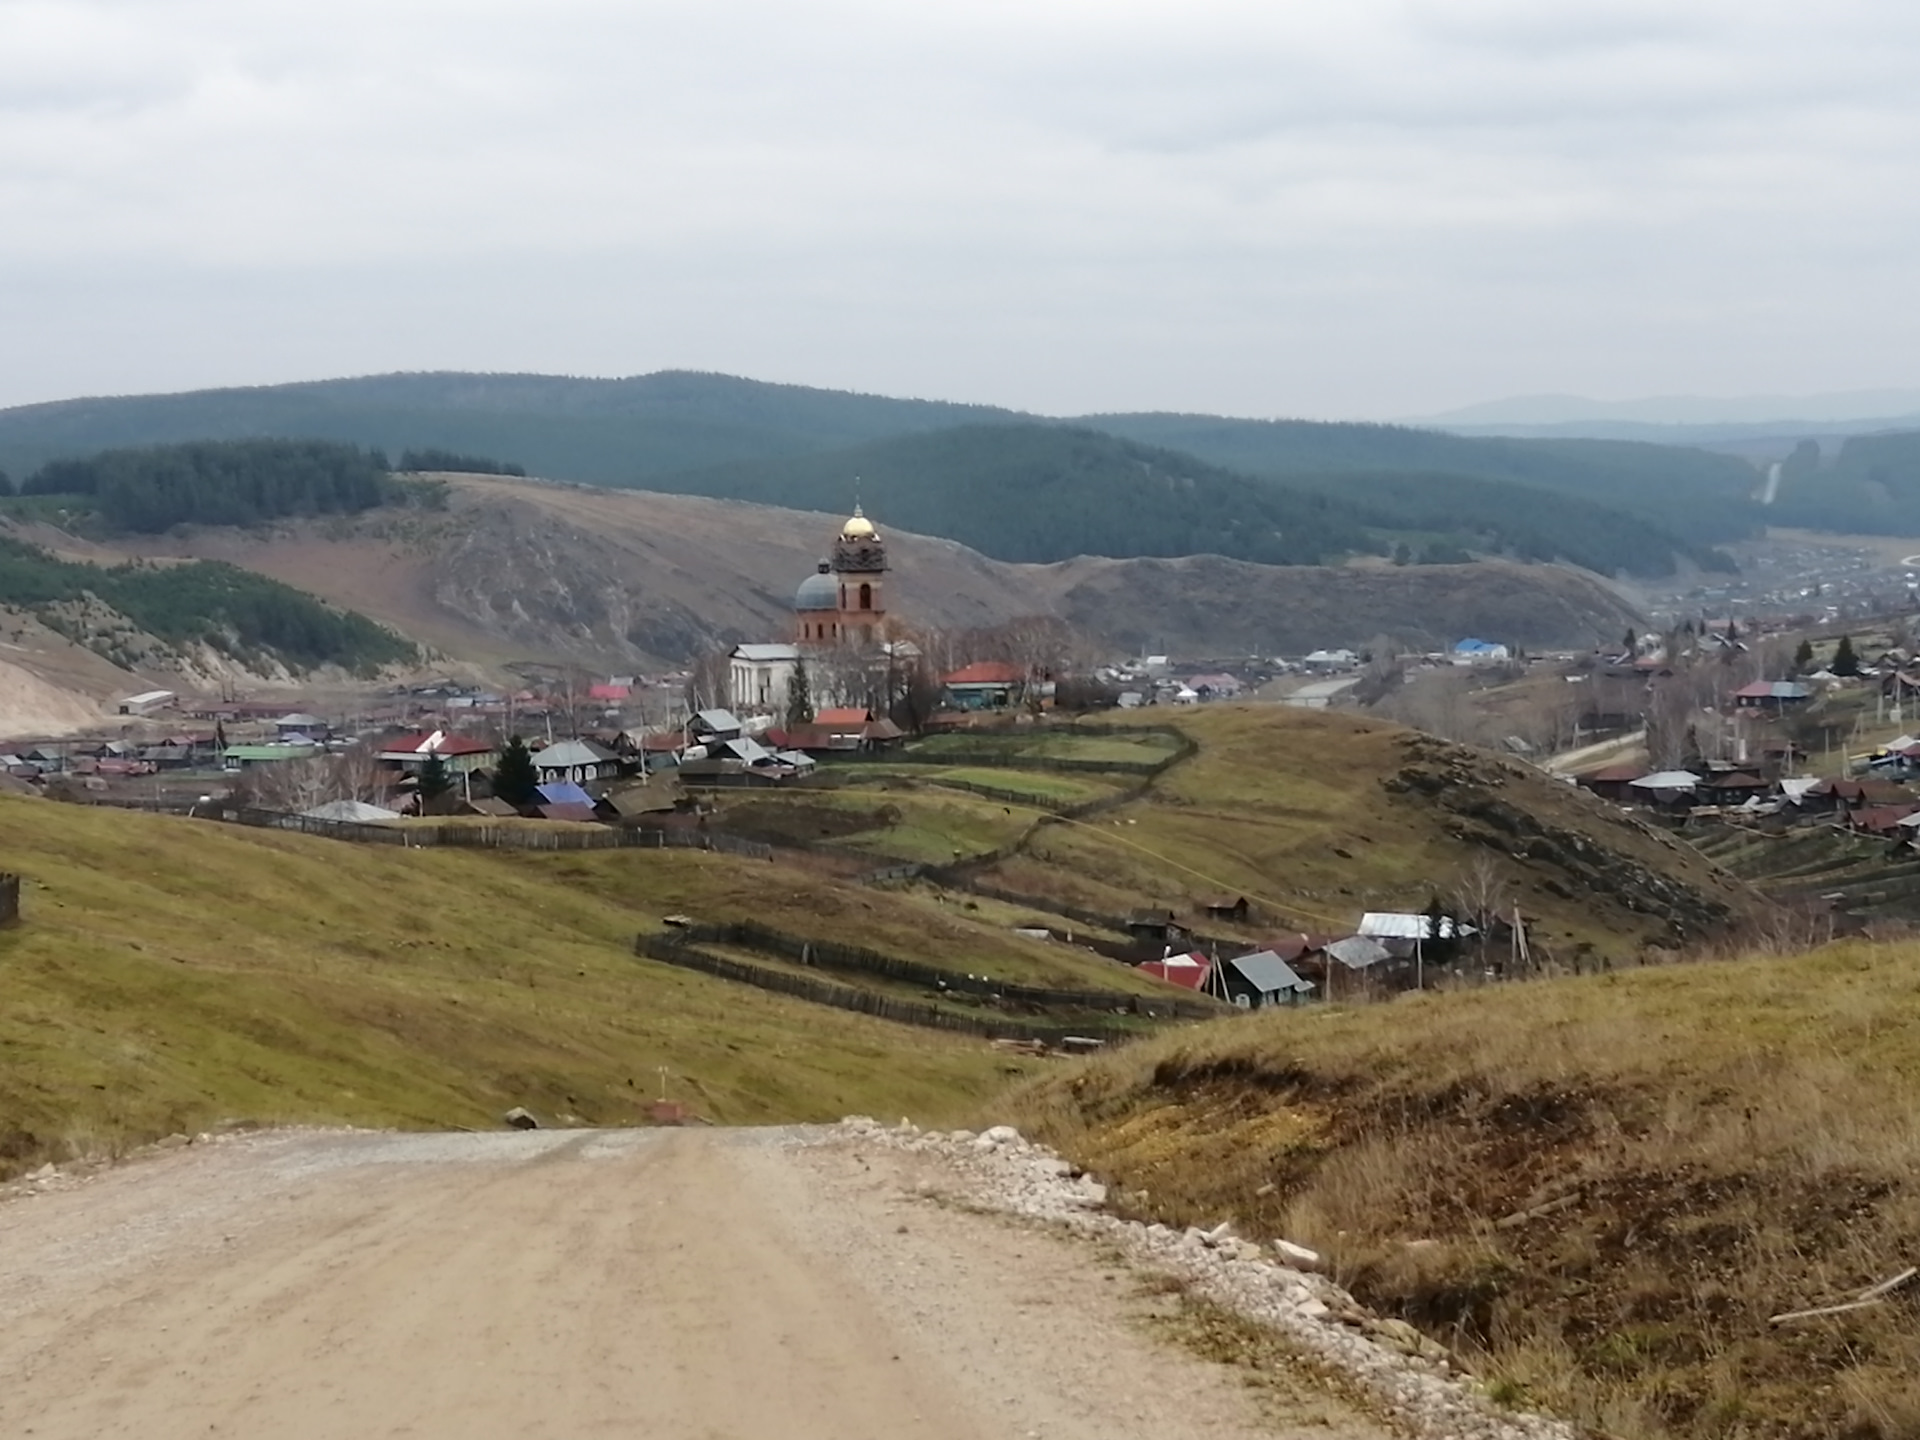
[96,475,1641,668]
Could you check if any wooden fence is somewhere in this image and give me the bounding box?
[635,932,1152,1045]
[218,808,774,857]
[0,872,18,926]
[643,919,1219,1019]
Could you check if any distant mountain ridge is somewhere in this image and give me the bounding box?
[1410,388,1920,427]
[0,370,1775,578]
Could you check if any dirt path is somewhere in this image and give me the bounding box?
[0,1129,1387,1440]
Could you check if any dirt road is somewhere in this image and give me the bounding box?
[0,1128,1386,1440]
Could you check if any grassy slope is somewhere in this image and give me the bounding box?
[978,708,1764,961]
[1008,943,1920,1440]
[0,796,1171,1170]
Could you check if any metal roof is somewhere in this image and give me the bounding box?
[535,780,595,807]
[533,739,616,768]
[692,709,743,734]
[1324,935,1393,969]
[1630,770,1701,790]
[301,800,399,824]
[732,643,801,661]
[1357,913,1477,940]
[1225,950,1314,994]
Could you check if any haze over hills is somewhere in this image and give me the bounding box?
[1408,388,1920,446]
[1413,388,1920,427]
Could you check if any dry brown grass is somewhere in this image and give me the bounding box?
[976,706,1767,962]
[1007,941,1920,1440]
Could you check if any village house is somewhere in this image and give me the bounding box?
[1137,953,1211,991]
[942,661,1028,711]
[373,730,497,776]
[1206,950,1315,1008]
[223,742,321,772]
[1452,639,1511,664]
[1732,680,1812,712]
[531,738,620,785]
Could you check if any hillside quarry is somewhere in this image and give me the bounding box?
[86,475,1644,669]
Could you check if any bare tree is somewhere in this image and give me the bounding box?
[683,649,731,714]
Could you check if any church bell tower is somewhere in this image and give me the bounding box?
[829,505,888,645]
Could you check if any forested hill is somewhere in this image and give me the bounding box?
[0,369,1803,572]
[0,372,1017,486]
[659,425,1377,566]
[0,533,415,675]
[14,439,422,534]
[1085,413,1765,548]
[647,423,1718,577]
[1766,430,1920,534]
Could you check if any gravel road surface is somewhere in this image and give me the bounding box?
[0,1128,1388,1440]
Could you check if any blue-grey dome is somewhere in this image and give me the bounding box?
[795,562,838,611]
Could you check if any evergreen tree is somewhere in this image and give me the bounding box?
[784,661,813,730]
[1623,627,1637,652]
[418,751,453,802]
[1833,634,1861,677]
[1793,638,1815,672]
[493,736,539,805]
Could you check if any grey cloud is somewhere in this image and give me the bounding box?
[0,0,1917,418]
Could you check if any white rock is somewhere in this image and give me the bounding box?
[980,1124,1022,1147]
[1273,1238,1324,1270]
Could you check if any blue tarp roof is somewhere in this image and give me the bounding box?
[535,780,595,807]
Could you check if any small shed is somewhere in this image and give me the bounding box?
[1209,950,1314,1009]
[1127,909,1189,950]
[1203,895,1253,923]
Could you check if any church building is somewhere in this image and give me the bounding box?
[795,505,888,647]
[725,505,895,718]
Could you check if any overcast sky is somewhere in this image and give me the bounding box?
[2,0,1917,419]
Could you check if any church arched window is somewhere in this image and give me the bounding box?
[859,583,872,610]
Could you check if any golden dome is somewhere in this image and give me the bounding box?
[840,504,877,540]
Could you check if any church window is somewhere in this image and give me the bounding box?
[858,582,872,610]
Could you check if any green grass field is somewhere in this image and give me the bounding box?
[0,795,1169,1171]
[842,764,1128,804]
[909,729,1181,766]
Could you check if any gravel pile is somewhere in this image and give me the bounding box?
[822,1116,1574,1440]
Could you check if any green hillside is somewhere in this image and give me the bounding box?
[0,533,416,674]
[0,371,1016,486]
[650,423,1377,566]
[0,370,1792,575]
[1087,413,1765,548]
[1769,430,1920,533]
[0,796,1139,1173]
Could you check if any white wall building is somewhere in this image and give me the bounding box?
[728,643,801,714]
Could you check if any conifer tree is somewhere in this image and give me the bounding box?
[1793,638,1815,672]
[492,736,539,805]
[1832,634,1861,677]
[418,751,452,802]
[785,661,813,731]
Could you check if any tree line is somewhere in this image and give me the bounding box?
[0,534,415,675]
[15,439,420,533]
[397,448,526,477]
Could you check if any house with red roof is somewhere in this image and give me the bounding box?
[373,729,497,775]
[1138,953,1211,991]
[942,661,1029,712]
